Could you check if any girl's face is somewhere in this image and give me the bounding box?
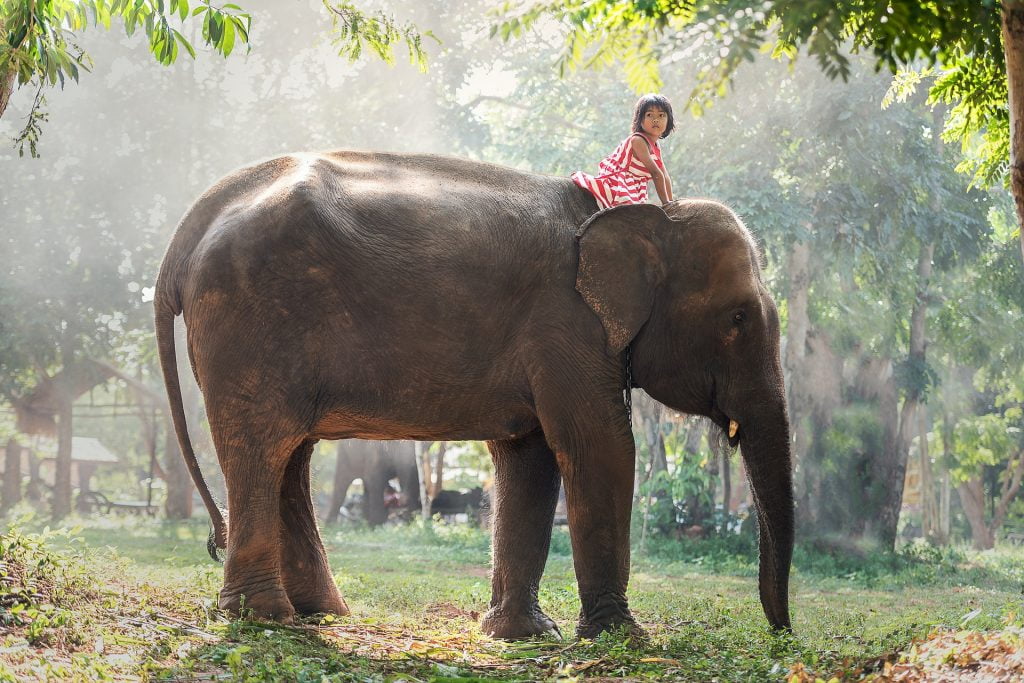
[640,106,669,138]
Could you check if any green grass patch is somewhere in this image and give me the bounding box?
[1,515,1022,681]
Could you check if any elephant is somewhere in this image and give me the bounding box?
[155,150,794,639]
[325,439,420,525]
[430,486,484,521]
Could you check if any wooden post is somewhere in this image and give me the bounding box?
[53,393,74,520]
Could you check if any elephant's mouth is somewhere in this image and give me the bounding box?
[726,419,741,448]
[713,413,740,448]
[709,404,742,448]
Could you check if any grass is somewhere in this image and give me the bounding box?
[1,512,1023,681]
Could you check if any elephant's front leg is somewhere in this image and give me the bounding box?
[540,389,642,639]
[481,430,561,639]
[279,440,349,616]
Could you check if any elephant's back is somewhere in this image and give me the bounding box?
[172,152,593,301]
[170,150,594,280]
[308,150,594,259]
[169,150,597,353]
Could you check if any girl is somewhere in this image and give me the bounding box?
[571,93,675,208]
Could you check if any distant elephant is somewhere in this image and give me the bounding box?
[155,151,793,639]
[325,439,419,525]
[430,486,484,520]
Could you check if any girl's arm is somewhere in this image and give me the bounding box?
[664,171,673,204]
[630,137,672,204]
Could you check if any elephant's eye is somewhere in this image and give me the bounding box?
[732,310,746,325]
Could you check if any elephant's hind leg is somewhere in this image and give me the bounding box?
[213,428,296,623]
[481,430,561,639]
[279,440,349,616]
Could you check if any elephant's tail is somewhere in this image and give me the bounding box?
[154,294,227,562]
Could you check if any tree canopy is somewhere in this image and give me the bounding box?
[0,0,436,155]
[495,0,1023,260]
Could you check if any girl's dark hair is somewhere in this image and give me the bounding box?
[631,93,675,139]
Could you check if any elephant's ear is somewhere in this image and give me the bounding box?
[575,203,669,355]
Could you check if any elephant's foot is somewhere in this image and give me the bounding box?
[576,614,646,640]
[285,578,350,617]
[219,583,295,624]
[576,593,646,640]
[481,604,560,640]
[280,548,351,617]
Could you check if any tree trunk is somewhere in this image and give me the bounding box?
[783,239,813,529]
[163,414,193,519]
[421,441,433,498]
[688,437,718,530]
[25,449,42,501]
[991,449,1024,539]
[432,442,446,498]
[634,395,670,541]
[0,9,13,119]
[871,106,945,548]
[871,240,934,549]
[940,410,955,544]
[1002,2,1024,263]
[326,441,354,523]
[721,446,731,519]
[918,418,940,542]
[0,69,14,121]
[783,240,810,408]
[939,466,951,543]
[957,478,995,550]
[2,438,22,511]
[164,320,199,519]
[918,409,940,543]
[416,441,431,520]
[952,451,1024,550]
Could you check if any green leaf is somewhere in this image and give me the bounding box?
[232,16,248,43]
[209,13,222,44]
[9,25,28,48]
[220,18,235,56]
[172,28,196,58]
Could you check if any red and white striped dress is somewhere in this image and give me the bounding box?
[571,133,665,208]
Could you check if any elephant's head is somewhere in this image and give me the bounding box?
[575,199,794,631]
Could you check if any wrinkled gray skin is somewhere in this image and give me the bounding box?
[325,440,420,525]
[155,151,793,639]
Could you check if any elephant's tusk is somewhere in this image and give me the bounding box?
[729,420,739,438]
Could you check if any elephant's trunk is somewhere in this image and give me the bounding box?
[738,403,794,631]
